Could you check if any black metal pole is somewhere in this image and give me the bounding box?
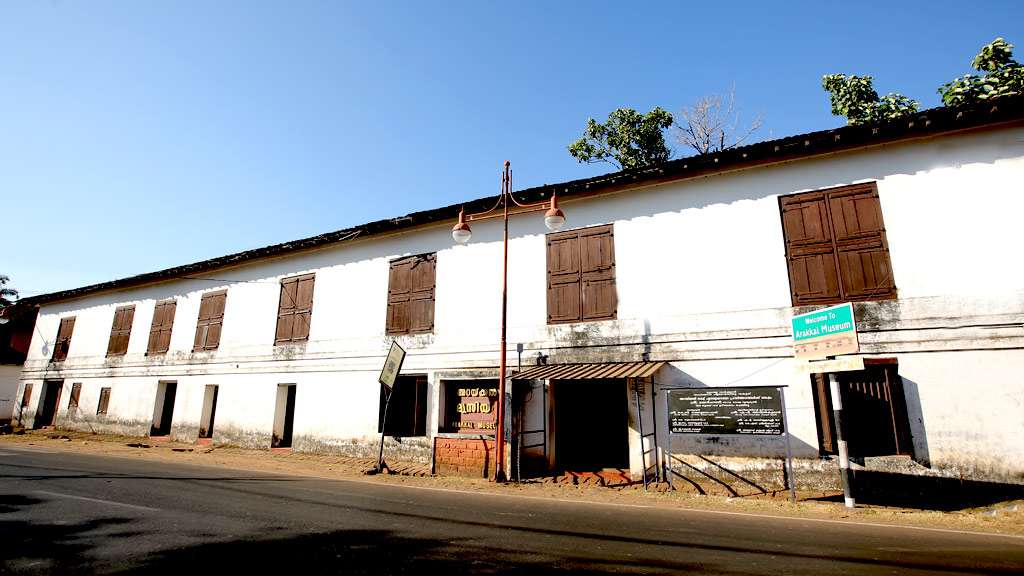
[829,373,855,508]
[376,388,392,473]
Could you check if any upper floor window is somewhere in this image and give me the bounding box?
[51,316,76,361]
[147,299,177,355]
[193,290,227,352]
[780,183,896,307]
[275,273,315,344]
[106,305,136,357]
[546,224,617,324]
[386,254,436,335]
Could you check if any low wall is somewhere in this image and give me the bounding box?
[433,435,495,478]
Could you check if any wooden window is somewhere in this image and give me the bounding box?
[546,224,617,324]
[780,183,896,306]
[106,305,136,357]
[386,254,436,335]
[20,383,32,409]
[147,299,177,355]
[52,317,76,362]
[379,375,428,437]
[193,291,227,352]
[810,361,913,458]
[275,274,315,344]
[68,383,82,410]
[97,387,111,415]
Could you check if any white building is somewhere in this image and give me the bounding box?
[16,98,1024,490]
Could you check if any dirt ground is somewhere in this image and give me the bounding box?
[3,430,1022,537]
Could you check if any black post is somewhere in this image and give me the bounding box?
[376,388,392,473]
[828,373,855,508]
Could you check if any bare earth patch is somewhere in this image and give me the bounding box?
[3,430,1021,537]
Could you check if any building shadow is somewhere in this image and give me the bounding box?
[811,470,1024,511]
[899,377,931,467]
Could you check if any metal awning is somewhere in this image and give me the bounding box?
[512,361,666,380]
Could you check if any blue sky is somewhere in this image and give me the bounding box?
[2,1,1022,296]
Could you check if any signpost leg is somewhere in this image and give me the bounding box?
[779,387,797,504]
[665,391,674,491]
[829,373,855,509]
[376,388,392,473]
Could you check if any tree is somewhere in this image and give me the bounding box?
[939,38,1024,107]
[822,74,919,125]
[0,275,16,309]
[568,107,674,170]
[674,86,763,155]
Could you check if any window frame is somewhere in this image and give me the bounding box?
[378,375,428,437]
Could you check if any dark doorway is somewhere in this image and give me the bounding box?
[150,381,177,436]
[554,379,628,471]
[272,384,296,448]
[34,380,63,429]
[811,362,913,458]
[199,385,219,439]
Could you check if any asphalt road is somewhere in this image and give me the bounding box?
[0,445,1021,575]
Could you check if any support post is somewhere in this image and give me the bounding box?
[780,387,797,504]
[829,373,855,508]
[665,389,674,491]
[494,164,510,483]
[375,388,392,473]
[633,381,648,491]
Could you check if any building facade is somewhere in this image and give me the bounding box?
[15,99,1024,488]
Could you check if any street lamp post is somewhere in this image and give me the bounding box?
[452,161,565,482]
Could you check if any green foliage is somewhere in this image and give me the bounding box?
[0,275,17,309]
[822,74,919,125]
[568,107,674,170]
[938,38,1023,107]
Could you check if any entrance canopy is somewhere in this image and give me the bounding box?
[513,361,665,380]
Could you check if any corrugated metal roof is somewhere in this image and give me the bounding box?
[513,361,665,380]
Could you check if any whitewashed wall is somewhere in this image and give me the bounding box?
[17,125,1024,481]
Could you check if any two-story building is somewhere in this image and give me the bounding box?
[15,97,1024,490]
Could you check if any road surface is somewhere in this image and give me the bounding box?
[0,444,1021,574]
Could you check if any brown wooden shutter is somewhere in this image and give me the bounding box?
[828,186,895,301]
[69,383,82,409]
[811,374,836,455]
[546,231,582,323]
[781,193,841,306]
[276,274,315,343]
[275,277,298,343]
[107,305,135,356]
[97,387,111,415]
[149,300,176,354]
[207,292,226,349]
[386,258,412,335]
[781,183,896,306]
[408,255,435,334]
[292,274,315,341]
[580,225,617,321]
[194,291,226,351]
[53,317,76,361]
